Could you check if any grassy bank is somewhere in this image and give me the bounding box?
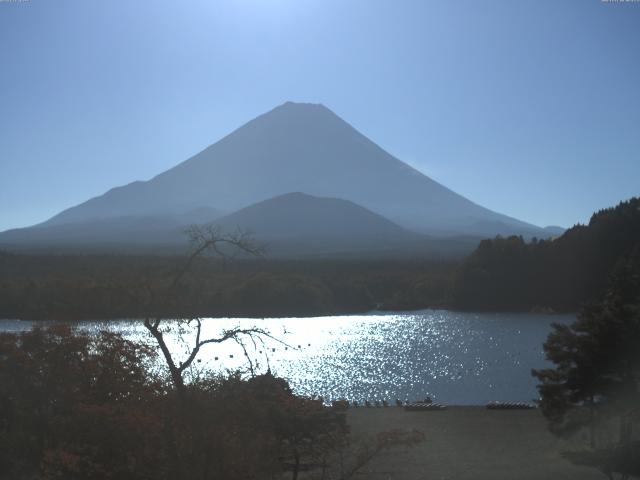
[345,407,605,480]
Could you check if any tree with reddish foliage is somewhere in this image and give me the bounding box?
[0,325,164,480]
[0,326,349,480]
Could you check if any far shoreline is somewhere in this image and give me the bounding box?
[0,306,578,324]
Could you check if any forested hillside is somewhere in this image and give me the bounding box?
[453,198,640,311]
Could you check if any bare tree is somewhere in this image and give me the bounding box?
[142,225,274,395]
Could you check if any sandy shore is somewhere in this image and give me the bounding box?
[344,406,606,480]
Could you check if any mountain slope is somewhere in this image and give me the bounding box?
[0,208,222,250]
[0,192,482,258]
[40,102,543,237]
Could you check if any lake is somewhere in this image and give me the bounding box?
[0,310,573,405]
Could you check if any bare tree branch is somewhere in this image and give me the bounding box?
[142,224,275,395]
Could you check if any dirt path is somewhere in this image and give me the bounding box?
[345,406,606,480]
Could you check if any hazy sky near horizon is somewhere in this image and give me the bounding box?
[1,0,639,231]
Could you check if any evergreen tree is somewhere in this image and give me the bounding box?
[454,197,640,311]
[532,249,640,444]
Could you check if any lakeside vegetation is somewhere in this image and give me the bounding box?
[0,325,355,480]
[532,250,640,478]
[453,198,640,312]
[0,254,455,320]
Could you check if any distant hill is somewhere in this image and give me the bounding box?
[0,192,482,258]
[210,192,473,257]
[33,101,545,238]
[452,197,640,311]
[215,191,408,239]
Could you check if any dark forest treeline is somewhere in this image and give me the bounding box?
[2,197,638,319]
[0,254,455,320]
[452,197,640,312]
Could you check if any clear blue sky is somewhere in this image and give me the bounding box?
[1,0,639,231]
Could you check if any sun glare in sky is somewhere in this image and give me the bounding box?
[0,0,639,231]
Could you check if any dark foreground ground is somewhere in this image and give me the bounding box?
[344,407,609,480]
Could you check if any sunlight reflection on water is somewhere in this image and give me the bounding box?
[1,310,574,405]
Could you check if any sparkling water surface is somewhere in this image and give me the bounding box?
[0,310,573,405]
